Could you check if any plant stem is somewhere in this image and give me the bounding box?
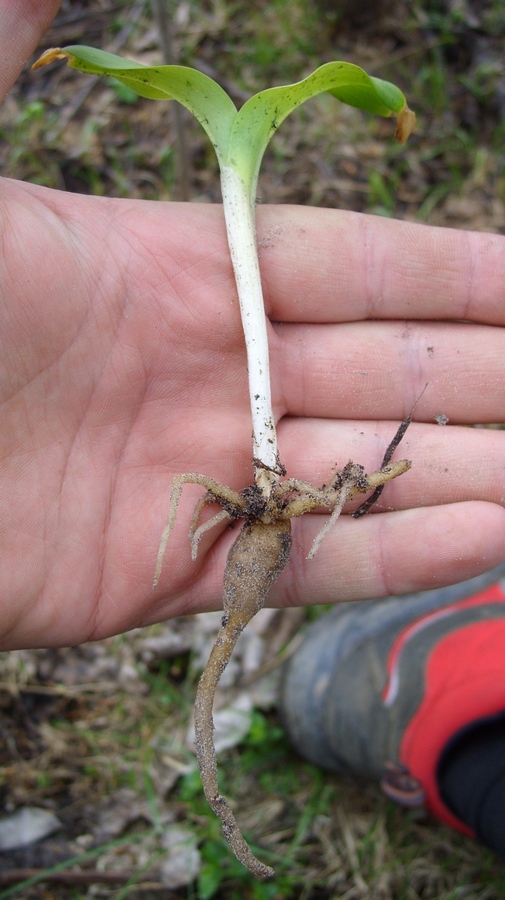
[220,165,279,491]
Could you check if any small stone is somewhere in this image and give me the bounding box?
[0,806,61,850]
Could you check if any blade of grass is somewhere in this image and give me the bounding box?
[0,827,157,899]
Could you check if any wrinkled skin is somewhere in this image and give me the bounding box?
[1,1,505,651]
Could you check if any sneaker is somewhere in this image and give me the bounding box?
[279,562,505,842]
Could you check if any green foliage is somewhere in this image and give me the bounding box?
[244,709,284,746]
[198,841,247,899]
[0,99,58,186]
[180,764,205,802]
[41,44,411,204]
[110,77,140,104]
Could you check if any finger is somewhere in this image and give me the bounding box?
[273,319,505,422]
[258,206,505,326]
[154,501,505,619]
[0,1,61,102]
[277,418,505,514]
[273,501,505,607]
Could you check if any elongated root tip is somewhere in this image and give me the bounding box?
[209,793,274,878]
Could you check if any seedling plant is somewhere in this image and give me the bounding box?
[34,45,414,878]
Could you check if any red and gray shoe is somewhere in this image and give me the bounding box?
[280,563,505,853]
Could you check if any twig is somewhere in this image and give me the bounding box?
[0,868,156,888]
[152,0,190,200]
[352,386,427,518]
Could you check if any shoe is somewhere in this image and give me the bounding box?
[279,562,505,838]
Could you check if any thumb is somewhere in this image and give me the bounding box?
[0,0,62,103]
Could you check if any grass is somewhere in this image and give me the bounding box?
[2,620,505,898]
[1,0,505,896]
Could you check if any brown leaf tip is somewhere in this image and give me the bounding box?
[394,104,416,144]
[31,48,70,70]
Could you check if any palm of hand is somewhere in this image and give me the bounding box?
[2,178,505,650]
[1,181,253,646]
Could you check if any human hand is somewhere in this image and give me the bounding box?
[1,3,504,649]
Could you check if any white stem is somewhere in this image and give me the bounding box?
[220,164,278,483]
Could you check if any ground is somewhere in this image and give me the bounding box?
[1,0,505,897]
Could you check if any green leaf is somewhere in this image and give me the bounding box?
[33,47,414,197]
[61,45,237,166]
[228,61,411,195]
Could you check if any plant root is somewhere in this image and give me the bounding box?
[194,621,275,879]
[155,413,415,876]
[194,519,291,879]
